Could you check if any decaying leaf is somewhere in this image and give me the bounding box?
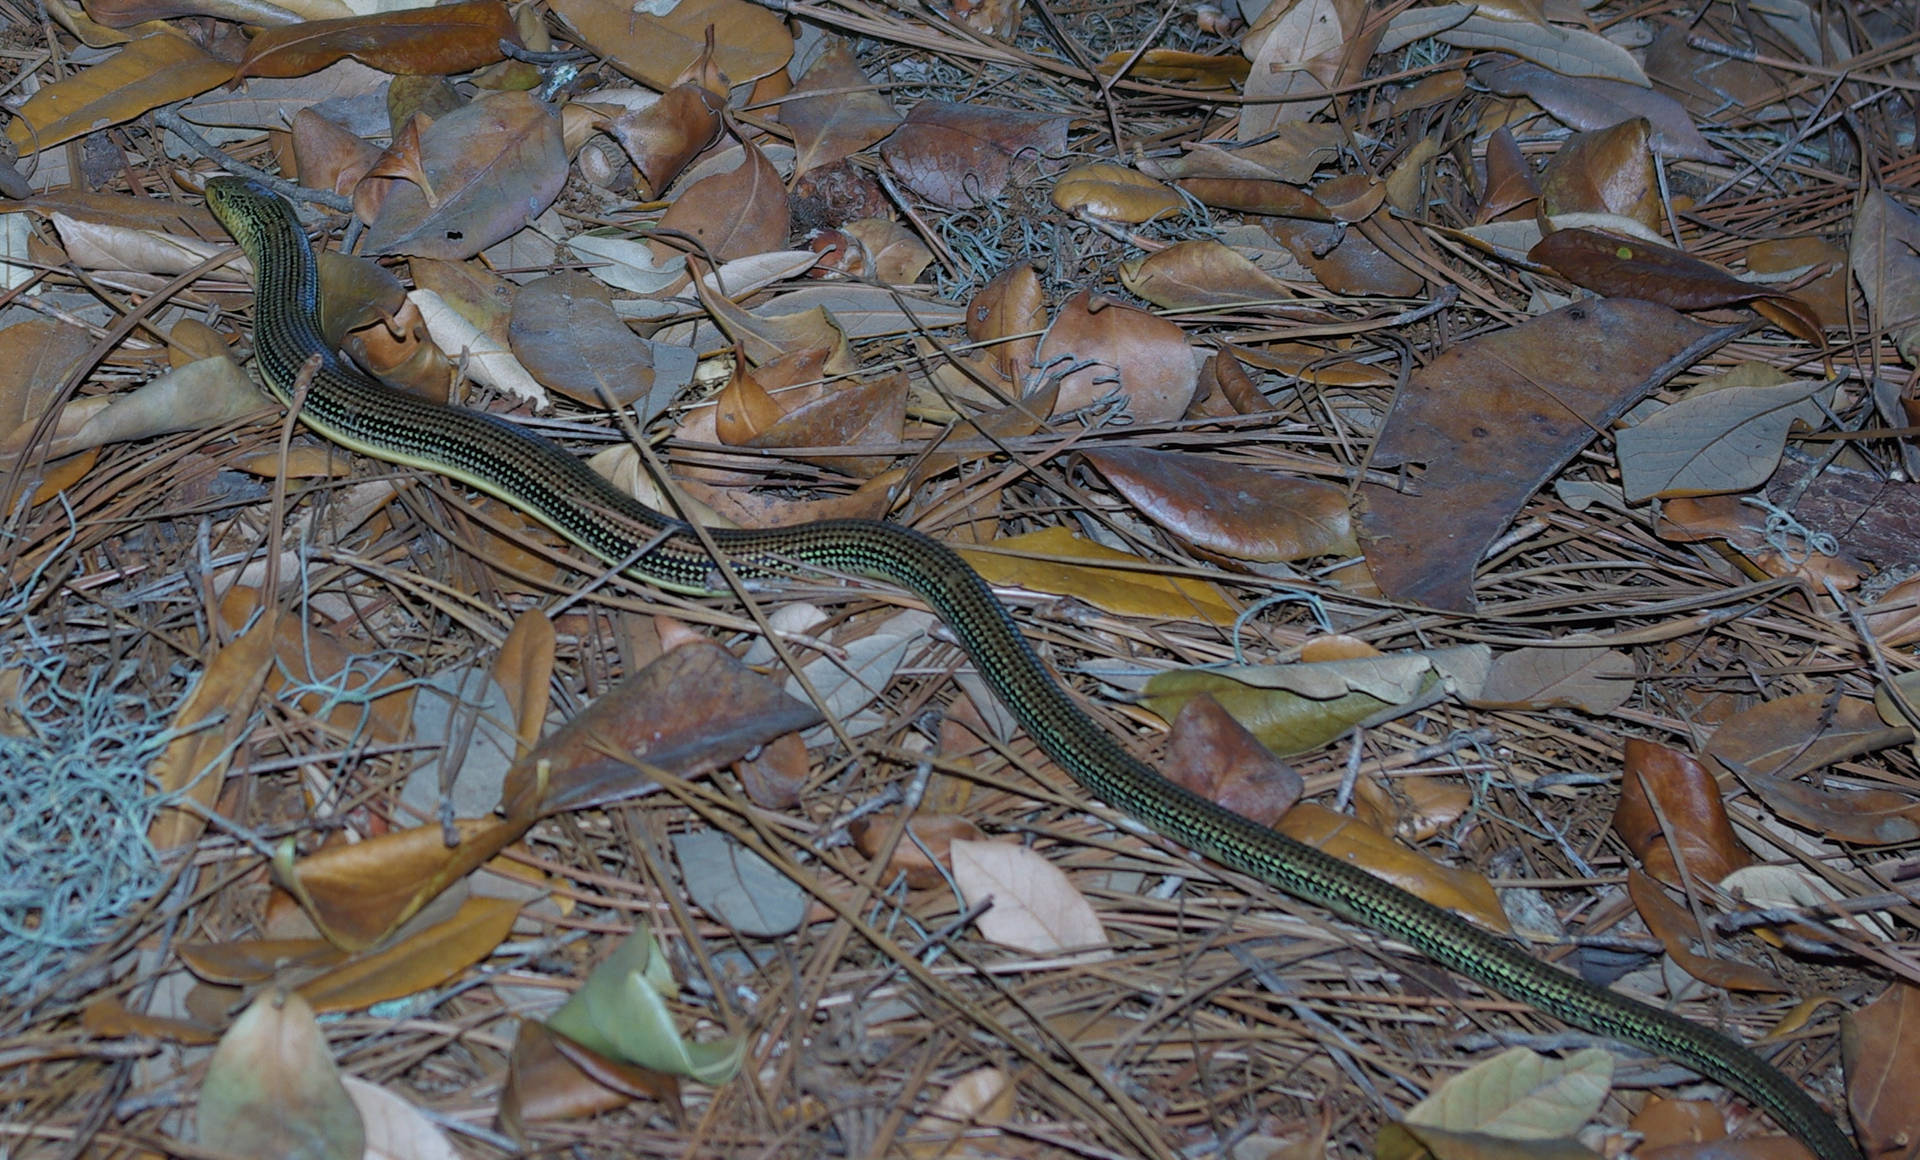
[198,990,364,1160]
[1405,1046,1614,1139]
[1359,299,1736,611]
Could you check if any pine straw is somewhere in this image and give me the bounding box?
[1,0,1913,1156]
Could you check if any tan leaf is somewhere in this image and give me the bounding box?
[1278,803,1512,932]
[550,0,791,90]
[277,817,525,951]
[1119,239,1300,310]
[1405,1046,1614,1138]
[298,896,522,1013]
[148,610,280,851]
[949,840,1112,959]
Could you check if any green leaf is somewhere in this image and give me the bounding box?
[547,929,747,1086]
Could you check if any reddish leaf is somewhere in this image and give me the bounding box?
[1531,228,1825,348]
[879,100,1068,209]
[656,137,790,263]
[239,0,517,79]
[1165,693,1302,827]
[498,640,824,819]
[1612,739,1750,889]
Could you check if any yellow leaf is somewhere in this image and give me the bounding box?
[147,611,278,851]
[299,896,523,1014]
[959,525,1236,625]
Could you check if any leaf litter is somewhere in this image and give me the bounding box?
[0,0,1915,1156]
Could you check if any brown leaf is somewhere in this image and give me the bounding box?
[657,137,790,263]
[1080,446,1357,563]
[1841,983,1920,1159]
[298,896,522,1014]
[601,84,725,199]
[499,1020,675,1138]
[1174,177,1326,218]
[357,91,566,259]
[276,817,526,951]
[1165,693,1302,827]
[499,640,824,819]
[1627,870,1786,993]
[550,0,791,90]
[1613,739,1749,889]
[1655,494,1864,590]
[1118,239,1299,310]
[879,100,1069,209]
[179,938,347,986]
[781,39,901,179]
[1239,0,1378,134]
[509,272,679,409]
[1266,217,1424,296]
[850,813,987,889]
[1531,229,1825,349]
[1703,691,1912,784]
[1358,299,1735,610]
[1469,646,1636,713]
[1036,291,1197,423]
[1538,117,1663,231]
[1477,126,1540,224]
[6,32,233,153]
[239,0,516,79]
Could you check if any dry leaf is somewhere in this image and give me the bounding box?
[1612,738,1750,889]
[949,840,1112,959]
[960,525,1236,625]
